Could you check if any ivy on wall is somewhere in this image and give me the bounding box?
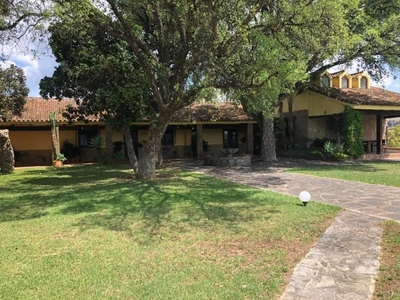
[342,107,364,158]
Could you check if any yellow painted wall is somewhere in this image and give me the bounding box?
[293,93,309,111]
[112,131,124,143]
[138,130,147,143]
[278,91,345,117]
[60,131,77,145]
[10,131,52,150]
[332,77,340,88]
[175,129,191,146]
[352,78,359,89]
[203,129,222,145]
[308,93,345,116]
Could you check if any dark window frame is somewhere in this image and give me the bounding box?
[78,129,99,147]
[162,129,174,146]
[223,129,238,148]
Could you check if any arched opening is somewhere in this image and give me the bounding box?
[360,76,367,89]
[321,75,330,87]
[341,76,349,88]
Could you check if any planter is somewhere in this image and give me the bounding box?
[53,160,64,167]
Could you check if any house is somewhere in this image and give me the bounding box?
[0,99,256,166]
[3,70,400,166]
[277,70,400,158]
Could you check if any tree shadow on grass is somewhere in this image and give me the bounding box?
[1,165,286,245]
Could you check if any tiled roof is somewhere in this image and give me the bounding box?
[308,84,400,107]
[3,98,254,124]
[171,102,254,122]
[330,70,346,78]
[10,98,79,123]
[350,71,365,78]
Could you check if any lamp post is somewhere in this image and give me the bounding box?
[299,191,311,206]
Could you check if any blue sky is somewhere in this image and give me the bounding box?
[2,52,400,97]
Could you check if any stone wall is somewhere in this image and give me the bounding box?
[293,110,309,145]
[204,155,251,167]
[15,150,52,166]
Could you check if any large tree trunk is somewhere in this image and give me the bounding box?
[260,115,277,162]
[123,127,138,174]
[136,114,171,180]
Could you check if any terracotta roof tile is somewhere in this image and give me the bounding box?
[171,102,254,123]
[350,71,365,78]
[308,84,400,107]
[2,98,254,124]
[10,98,78,123]
[330,70,346,78]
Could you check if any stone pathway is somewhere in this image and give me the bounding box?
[172,158,400,299]
[280,211,382,300]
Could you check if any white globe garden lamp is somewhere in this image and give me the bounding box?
[299,191,311,206]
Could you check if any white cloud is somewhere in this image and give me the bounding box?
[1,52,58,97]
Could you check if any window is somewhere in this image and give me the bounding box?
[162,129,174,145]
[321,75,330,87]
[78,129,99,147]
[223,129,238,148]
[360,77,367,89]
[341,77,348,88]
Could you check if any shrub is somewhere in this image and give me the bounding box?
[342,107,364,158]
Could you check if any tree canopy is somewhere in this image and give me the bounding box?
[0,0,49,58]
[0,64,29,121]
[41,0,302,179]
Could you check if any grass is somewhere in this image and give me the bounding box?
[287,161,400,187]
[0,164,340,299]
[374,221,400,300]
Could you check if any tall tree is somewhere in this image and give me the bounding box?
[216,0,347,161]
[0,64,29,121]
[40,19,152,174]
[0,0,49,58]
[279,0,400,153]
[41,0,284,179]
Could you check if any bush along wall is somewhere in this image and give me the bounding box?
[342,107,364,158]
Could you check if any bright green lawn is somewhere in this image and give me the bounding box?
[374,221,400,300]
[287,161,400,187]
[0,164,340,299]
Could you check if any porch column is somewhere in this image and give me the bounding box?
[196,124,203,159]
[247,123,254,155]
[105,124,113,155]
[376,114,383,154]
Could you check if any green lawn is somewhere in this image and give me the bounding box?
[287,161,400,187]
[374,221,400,300]
[0,164,340,299]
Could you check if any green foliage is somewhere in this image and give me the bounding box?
[342,107,364,158]
[203,140,211,152]
[61,140,80,159]
[0,64,29,121]
[55,153,66,162]
[387,125,400,147]
[308,139,348,161]
[89,134,105,150]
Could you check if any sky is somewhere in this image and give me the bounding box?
[2,49,400,97]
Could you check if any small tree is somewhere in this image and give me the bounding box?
[0,64,29,121]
